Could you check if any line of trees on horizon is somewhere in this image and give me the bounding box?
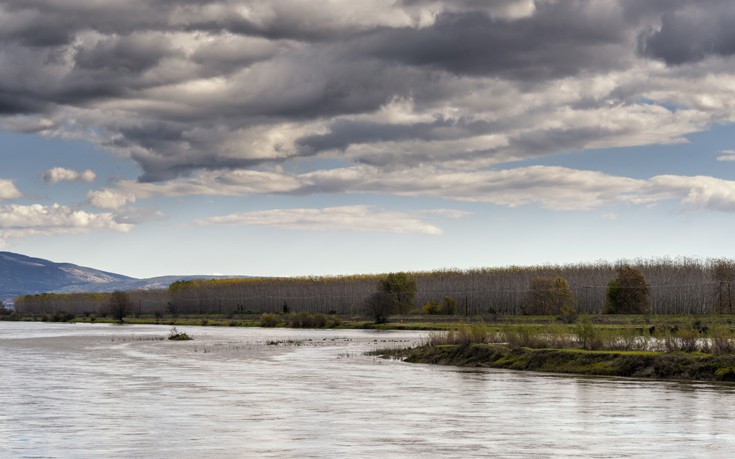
[11,257,735,317]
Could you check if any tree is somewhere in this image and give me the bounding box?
[713,259,735,314]
[109,290,132,323]
[603,266,651,314]
[381,272,417,315]
[522,276,577,316]
[365,292,394,324]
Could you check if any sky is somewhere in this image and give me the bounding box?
[1,0,735,279]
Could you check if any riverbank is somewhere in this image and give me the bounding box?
[380,344,735,382]
[11,312,735,332]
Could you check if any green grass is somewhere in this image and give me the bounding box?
[19,313,735,337]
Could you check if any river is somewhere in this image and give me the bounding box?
[1,322,734,458]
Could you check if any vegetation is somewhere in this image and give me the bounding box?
[418,317,735,354]
[391,345,735,382]
[522,276,576,316]
[421,296,456,315]
[714,259,735,314]
[604,266,651,314]
[260,313,280,327]
[381,272,417,315]
[168,327,193,341]
[13,257,735,317]
[379,317,735,382]
[109,290,133,323]
[365,292,395,324]
[0,301,19,321]
[258,312,342,328]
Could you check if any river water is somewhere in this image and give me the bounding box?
[1,322,735,458]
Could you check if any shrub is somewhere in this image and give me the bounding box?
[421,300,441,315]
[52,310,75,322]
[446,323,492,345]
[558,303,578,324]
[603,266,651,314]
[287,312,318,328]
[575,315,603,350]
[326,313,342,328]
[708,325,735,354]
[421,296,456,315]
[0,303,19,321]
[280,312,341,328]
[522,276,577,316]
[260,313,280,327]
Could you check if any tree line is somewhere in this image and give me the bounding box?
[12,257,735,317]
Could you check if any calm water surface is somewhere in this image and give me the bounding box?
[1,322,735,458]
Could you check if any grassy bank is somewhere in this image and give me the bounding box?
[383,344,735,382]
[9,312,735,332]
[374,318,735,382]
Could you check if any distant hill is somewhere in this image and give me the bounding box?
[0,251,240,304]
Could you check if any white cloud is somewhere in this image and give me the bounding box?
[86,189,137,210]
[421,209,472,219]
[0,203,132,244]
[601,212,618,221]
[299,165,654,211]
[196,205,443,235]
[89,163,735,215]
[0,179,22,200]
[651,175,735,212]
[43,167,96,184]
[717,150,735,161]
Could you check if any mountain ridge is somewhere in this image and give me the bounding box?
[0,251,240,304]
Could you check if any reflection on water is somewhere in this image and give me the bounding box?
[1,322,735,458]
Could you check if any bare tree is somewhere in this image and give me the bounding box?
[713,259,735,314]
[109,290,132,323]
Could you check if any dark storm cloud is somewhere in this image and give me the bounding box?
[637,1,735,64]
[74,35,175,73]
[0,92,45,115]
[0,1,733,185]
[361,3,629,79]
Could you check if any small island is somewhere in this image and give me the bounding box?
[168,327,193,341]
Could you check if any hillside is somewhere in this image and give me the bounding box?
[0,252,237,304]
[0,252,133,302]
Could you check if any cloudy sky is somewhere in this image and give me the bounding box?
[2,0,735,278]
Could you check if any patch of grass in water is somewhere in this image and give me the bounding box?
[168,327,193,341]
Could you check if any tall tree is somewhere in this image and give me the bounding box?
[381,272,417,315]
[604,266,651,314]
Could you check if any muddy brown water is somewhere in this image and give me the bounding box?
[1,322,734,458]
